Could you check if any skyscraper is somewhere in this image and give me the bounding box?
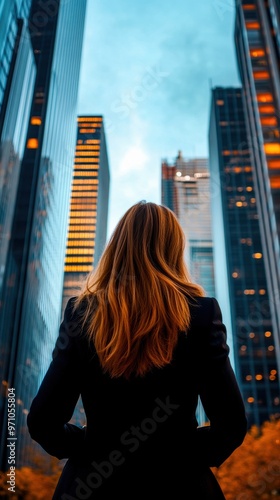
[0,0,87,470]
[235,0,280,374]
[162,153,216,297]
[62,115,110,317]
[209,86,279,427]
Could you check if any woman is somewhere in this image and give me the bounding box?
[27,201,247,499]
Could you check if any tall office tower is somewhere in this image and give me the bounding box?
[62,116,110,318]
[0,0,87,470]
[161,153,216,297]
[235,0,280,376]
[209,86,279,427]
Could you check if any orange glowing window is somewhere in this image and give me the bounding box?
[253,253,262,259]
[222,150,230,156]
[257,93,273,103]
[247,397,255,403]
[253,71,269,80]
[267,160,280,169]
[260,117,277,126]
[258,105,275,114]
[250,49,265,57]
[31,116,42,125]
[79,128,96,133]
[27,138,38,149]
[264,143,280,155]
[243,4,255,10]
[216,100,224,106]
[246,21,260,30]
[270,176,280,189]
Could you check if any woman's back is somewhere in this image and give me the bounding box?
[27,202,247,499]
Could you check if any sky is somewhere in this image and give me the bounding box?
[77,0,241,238]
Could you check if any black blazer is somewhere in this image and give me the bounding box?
[27,296,247,499]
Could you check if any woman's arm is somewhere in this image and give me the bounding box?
[27,297,86,460]
[195,297,248,467]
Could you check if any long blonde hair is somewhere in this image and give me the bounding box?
[74,201,204,379]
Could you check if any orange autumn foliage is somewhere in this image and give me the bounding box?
[213,418,280,499]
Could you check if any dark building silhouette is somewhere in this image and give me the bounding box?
[209,86,280,427]
[0,0,87,470]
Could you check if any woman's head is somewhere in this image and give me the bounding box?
[75,201,204,379]
[102,200,187,285]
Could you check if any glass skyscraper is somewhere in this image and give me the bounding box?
[0,0,87,470]
[235,0,280,376]
[209,86,279,427]
[62,115,110,317]
[162,152,216,297]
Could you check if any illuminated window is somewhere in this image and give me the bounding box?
[232,272,239,278]
[268,345,274,351]
[65,256,94,263]
[85,140,100,144]
[259,289,266,295]
[264,143,280,155]
[246,21,260,29]
[257,93,273,103]
[246,186,253,191]
[265,331,272,337]
[268,160,280,170]
[246,375,252,381]
[236,201,243,207]
[74,171,99,177]
[255,374,263,381]
[250,48,265,57]
[31,116,42,125]
[249,332,255,338]
[75,158,100,163]
[247,397,255,403]
[253,252,262,259]
[67,240,95,247]
[76,145,100,150]
[222,150,230,155]
[260,117,277,126]
[66,248,95,255]
[259,105,275,114]
[68,233,96,239]
[244,289,255,295]
[243,4,255,10]
[27,138,38,149]
[253,71,269,80]
[270,177,280,189]
[216,100,224,106]
[79,128,96,133]
[75,152,99,157]
[64,265,93,272]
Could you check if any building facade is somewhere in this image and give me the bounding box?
[62,116,110,316]
[0,0,87,470]
[162,152,216,297]
[209,86,279,427]
[235,0,280,375]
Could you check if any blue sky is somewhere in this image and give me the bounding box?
[77,0,241,238]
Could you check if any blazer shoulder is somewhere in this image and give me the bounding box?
[188,296,219,327]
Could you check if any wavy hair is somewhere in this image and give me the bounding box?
[74,201,204,379]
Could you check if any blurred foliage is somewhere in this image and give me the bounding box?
[0,418,279,498]
[213,418,280,499]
